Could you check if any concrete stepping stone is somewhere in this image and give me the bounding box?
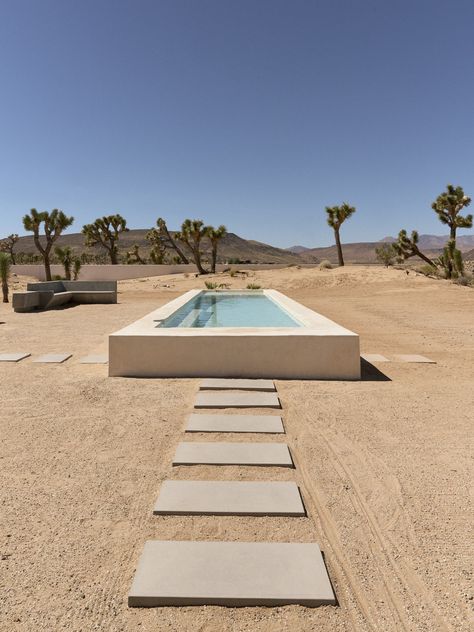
[173,442,293,467]
[0,352,30,362]
[393,354,435,363]
[79,354,109,364]
[128,540,336,607]
[195,391,281,409]
[32,353,72,364]
[154,481,304,516]
[200,378,275,391]
[361,353,389,363]
[185,413,284,434]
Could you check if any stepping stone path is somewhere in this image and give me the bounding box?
[0,352,30,362]
[129,377,335,608]
[200,378,276,391]
[173,441,293,467]
[154,481,305,516]
[79,354,109,364]
[186,413,284,434]
[393,354,436,363]
[361,353,389,363]
[129,541,335,607]
[195,390,281,409]
[32,353,72,364]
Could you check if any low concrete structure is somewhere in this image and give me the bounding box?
[109,289,361,379]
[185,413,284,433]
[172,441,293,467]
[195,391,281,409]
[200,378,276,391]
[361,353,389,363]
[153,481,305,516]
[128,540,336,607]
[79,355,109,364]
[12,281,117,312]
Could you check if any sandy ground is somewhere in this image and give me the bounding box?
[1,265,473,632]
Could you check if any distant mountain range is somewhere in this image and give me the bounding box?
[288,234,474,263]
[5,230,474,265]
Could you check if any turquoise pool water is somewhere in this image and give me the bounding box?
[158,292,302,328]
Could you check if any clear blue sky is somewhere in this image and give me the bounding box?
[1,0,473,247]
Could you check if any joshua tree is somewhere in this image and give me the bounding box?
[146,228,168,264]
[431,185,471,278]
[436,239,464,279]
[82,214,128,264]
[22,209,74,281]
[55,246,74,280]
[0,234,19,264]
[150,218,189,264]
[0,252,11,303]
[175,219,209,274]
[432,184,472,243]
[206,225,227,273]
[72,258,82,280]
[375,243,396,267]
[325,203,356,266]
[126,244,146,264]
[393,230,435,266]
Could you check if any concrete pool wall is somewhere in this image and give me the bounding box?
[108,290,361,380]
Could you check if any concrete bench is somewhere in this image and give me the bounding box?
[13,281,117,312]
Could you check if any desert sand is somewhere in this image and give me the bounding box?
[1,265,473,631]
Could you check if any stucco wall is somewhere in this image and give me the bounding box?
[12,263,317,281]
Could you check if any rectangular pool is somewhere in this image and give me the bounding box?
[109,289,360,380]
[159,291,302,328]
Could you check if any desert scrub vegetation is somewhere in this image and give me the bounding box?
[204,281,218,289]
[319,259,333,269]
[375,243,397,266]
[246,283,261,289]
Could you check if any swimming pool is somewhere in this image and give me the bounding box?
[109,289,360,379]
[158,291,302,328]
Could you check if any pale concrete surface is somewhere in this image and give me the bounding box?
[79,355,109,364]
[109,289,361,380]
[393,354,436,363]
[361,353,390,362]
[153,481,305,516]
[186,413,284,433]
[128,540,335,607]
[195,391,281,409]
[200,378,276,391]
[32,354,72,364]
[173,442,293,467]
[0,353,31,362]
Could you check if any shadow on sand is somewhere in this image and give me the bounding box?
[360,358,392,382]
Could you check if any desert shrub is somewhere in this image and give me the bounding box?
[319,259,333,270]
[229,270,237,277]
[204,281,218,289]
[246,283,261,289]
[415,264,443,279]
[453,275,471,286]
[218,283,230,289]
[375,243,397,267]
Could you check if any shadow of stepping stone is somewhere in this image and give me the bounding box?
[128,540,336,607]
[200,378,276,391]
[172,442,293,467]
[0,353,30,362]
[195,391,281,409]
[185,413,284,434]
[154,481,305,516]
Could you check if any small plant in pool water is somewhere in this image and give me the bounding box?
[246,283,261,290]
